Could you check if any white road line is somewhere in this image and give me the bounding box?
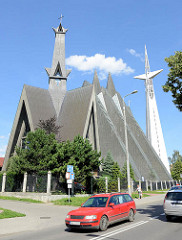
[160,213,165,215]
[150,216,159,220]
[89,221,148,240]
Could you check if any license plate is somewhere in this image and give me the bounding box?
[69,221,80,225]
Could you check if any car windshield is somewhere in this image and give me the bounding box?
[166,192,182,201]
[82,197,108,207]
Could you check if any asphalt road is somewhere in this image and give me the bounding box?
[0,195,182,240]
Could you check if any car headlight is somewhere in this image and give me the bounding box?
[85,215,97,220]
[66,215,70,218]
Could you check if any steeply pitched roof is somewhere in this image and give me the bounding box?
[24,85,56,129]
[82,80,91,87]
[57,85,94,141]
[106,73,116,97]
[92,70,101,94]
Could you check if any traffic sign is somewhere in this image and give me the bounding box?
[67,183,72,188]
[67,179,73,184]
[67,165,73,173]
[70,173,75,180]
[65,172,70,180]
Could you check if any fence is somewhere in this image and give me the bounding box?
[0,171,181,194]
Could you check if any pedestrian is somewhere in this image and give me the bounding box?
[136,185,142,199]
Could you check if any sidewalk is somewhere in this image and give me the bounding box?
[0,194,165,236]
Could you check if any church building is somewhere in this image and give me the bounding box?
[2,20,171,181]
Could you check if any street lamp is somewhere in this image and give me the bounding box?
[123,90,138,195]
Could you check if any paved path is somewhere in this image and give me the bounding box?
[0,194,165,236]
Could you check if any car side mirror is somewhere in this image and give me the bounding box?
[109,203,114,207]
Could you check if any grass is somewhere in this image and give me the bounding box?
[0,207,26,219]
[52,192,152,206]
[0,196,43,203]
[52,196,89,206]
[142,190,167,194]
[132,193,150,199]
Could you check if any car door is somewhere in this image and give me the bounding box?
[118,194,129,219]
[107,195,121,222]
[122,194,134,217]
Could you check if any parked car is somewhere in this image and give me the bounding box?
[65,192,136,231]
[170,185,182,191]
[163,189,182,221]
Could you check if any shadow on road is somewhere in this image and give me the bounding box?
[137,204,182,223]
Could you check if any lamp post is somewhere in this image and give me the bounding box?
[123,90,138,195]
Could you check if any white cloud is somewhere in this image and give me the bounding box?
[128,49,144,62]
[0,136,5,139]
[66,54,134,79]
[0,145,7,157]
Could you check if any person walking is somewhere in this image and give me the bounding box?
[137,185,142,199]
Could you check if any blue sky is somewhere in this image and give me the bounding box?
[0,0,182,159]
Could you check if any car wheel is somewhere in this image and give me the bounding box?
[99,215,108,231]
[166,214,172,221]
[128,209,135,222]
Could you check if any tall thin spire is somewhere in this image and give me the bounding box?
[134,46,170,173]
[92,70,101,94]
[106,73,116,97]
[45,17,71,116]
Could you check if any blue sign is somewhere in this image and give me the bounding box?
[70,173,75,180]
[67,165,73,173]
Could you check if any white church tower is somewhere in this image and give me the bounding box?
[134,46,170,173]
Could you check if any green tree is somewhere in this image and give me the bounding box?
[111,162,122,179]
[55,135,101,184]
[102,152,114,176]
[163,51,182,111]
[8,129,58,174]
[168,150,182,165]
[8,131,101,188]
[37,115,62,141]
[171,160,182,180]
[121,162,135,181]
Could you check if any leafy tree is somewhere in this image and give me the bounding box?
[168,150,182,165]
[8,131,101,188]
[163,51,182,111]
[102,152,114,176]
[37,115,62,137]
[54,135,101,184]
[171,160,182,180]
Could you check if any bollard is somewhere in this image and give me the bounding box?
[47,171,52,194]
[105,177,108,193]
[1,172,7,193]
[23,172,28,193]
[118,177,120,192]
[156,181,158,190]
[161,181,163,190]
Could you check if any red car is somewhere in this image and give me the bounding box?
[65,192,136,231]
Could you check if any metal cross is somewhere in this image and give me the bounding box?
[58,14,64,24]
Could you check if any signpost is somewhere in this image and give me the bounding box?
[66,165,74,202]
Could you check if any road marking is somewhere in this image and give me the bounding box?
[150,216,159,220]
[160,213,165,215]
[89,221,148,240]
